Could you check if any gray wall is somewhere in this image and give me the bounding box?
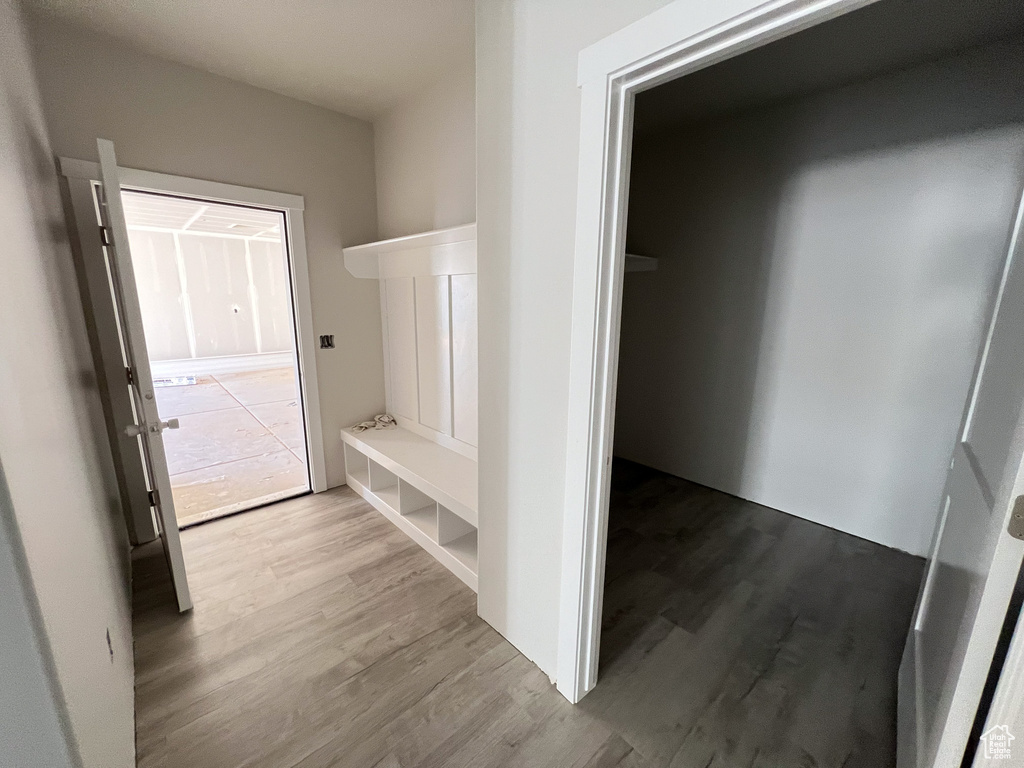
[28,16,384,487]
[617,38,1024,556]
[0,469,75,768]
[373,59,476,240]
[0,0,134,763]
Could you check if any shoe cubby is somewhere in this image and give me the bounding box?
[344,442,369,489]
[367,460,400,511]
[438,504,477,571]
[400,480,438,539]
[340,427,479,592]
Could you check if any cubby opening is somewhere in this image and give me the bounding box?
[443,532,477,572]
[438,505,477,570]
[344,443,369,489]
[399,480,435,515]
[368,460,399,511]
[399,480,438,539]
[404,506,438,540]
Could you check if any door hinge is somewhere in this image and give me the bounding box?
[125,366,134,385]
[99,225,112,247]
[147,489,158,507]
[1009,496,1024,541]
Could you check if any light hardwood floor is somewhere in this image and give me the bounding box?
[133,462,923,768]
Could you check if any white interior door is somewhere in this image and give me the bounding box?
[899,193,1024,766]
[96,139,192,612]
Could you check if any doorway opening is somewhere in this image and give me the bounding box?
[120,191,311,528]
[560,0,1024,765]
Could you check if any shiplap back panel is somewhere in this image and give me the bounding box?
[377,237,477,458]
[451,274,478,446]
[415,275,453,434]
[385,276,419,422]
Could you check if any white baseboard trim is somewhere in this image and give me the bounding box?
[151,352,294,379]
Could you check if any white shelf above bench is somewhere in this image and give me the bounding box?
[341,426,478,591]
[343,223,477,279]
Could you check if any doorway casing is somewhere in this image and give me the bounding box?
[556,0,888,704]
[60,158,328,542]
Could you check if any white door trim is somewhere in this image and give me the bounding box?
[977,565,1024,767]
[59,157,304,210]
[59,157,328,495]
[96,139,193,611]
[557,0,881,704]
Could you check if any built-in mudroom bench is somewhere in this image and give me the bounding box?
[341,224,478,591]
[340,428,477,589]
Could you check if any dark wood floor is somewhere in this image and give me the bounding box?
[132,462,923,768]
[588,460,925,767]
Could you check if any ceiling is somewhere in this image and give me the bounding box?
[634,0,1024,135]
[122,191,283,240]
[26,0,475,120]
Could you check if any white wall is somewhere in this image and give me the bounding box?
[617,40,1024,557]
[475,0,674,679]
[373,59,476,240]
[0,0,134,764]
[29,16,384,487]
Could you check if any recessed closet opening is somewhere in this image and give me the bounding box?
[599,0,1024,763]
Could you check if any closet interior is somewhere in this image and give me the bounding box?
[599,0,1024,762]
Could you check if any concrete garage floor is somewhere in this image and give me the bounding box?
[155,367,309,528]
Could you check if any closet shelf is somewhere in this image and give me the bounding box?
[343,223,477,278]
[625,253,658,272]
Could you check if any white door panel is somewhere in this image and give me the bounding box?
[963,218,1024,505]
[97,139,192,612]
[900,193,1024,766]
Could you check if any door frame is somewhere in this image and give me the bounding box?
[557,0,884,703]
[60,158,328,542]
